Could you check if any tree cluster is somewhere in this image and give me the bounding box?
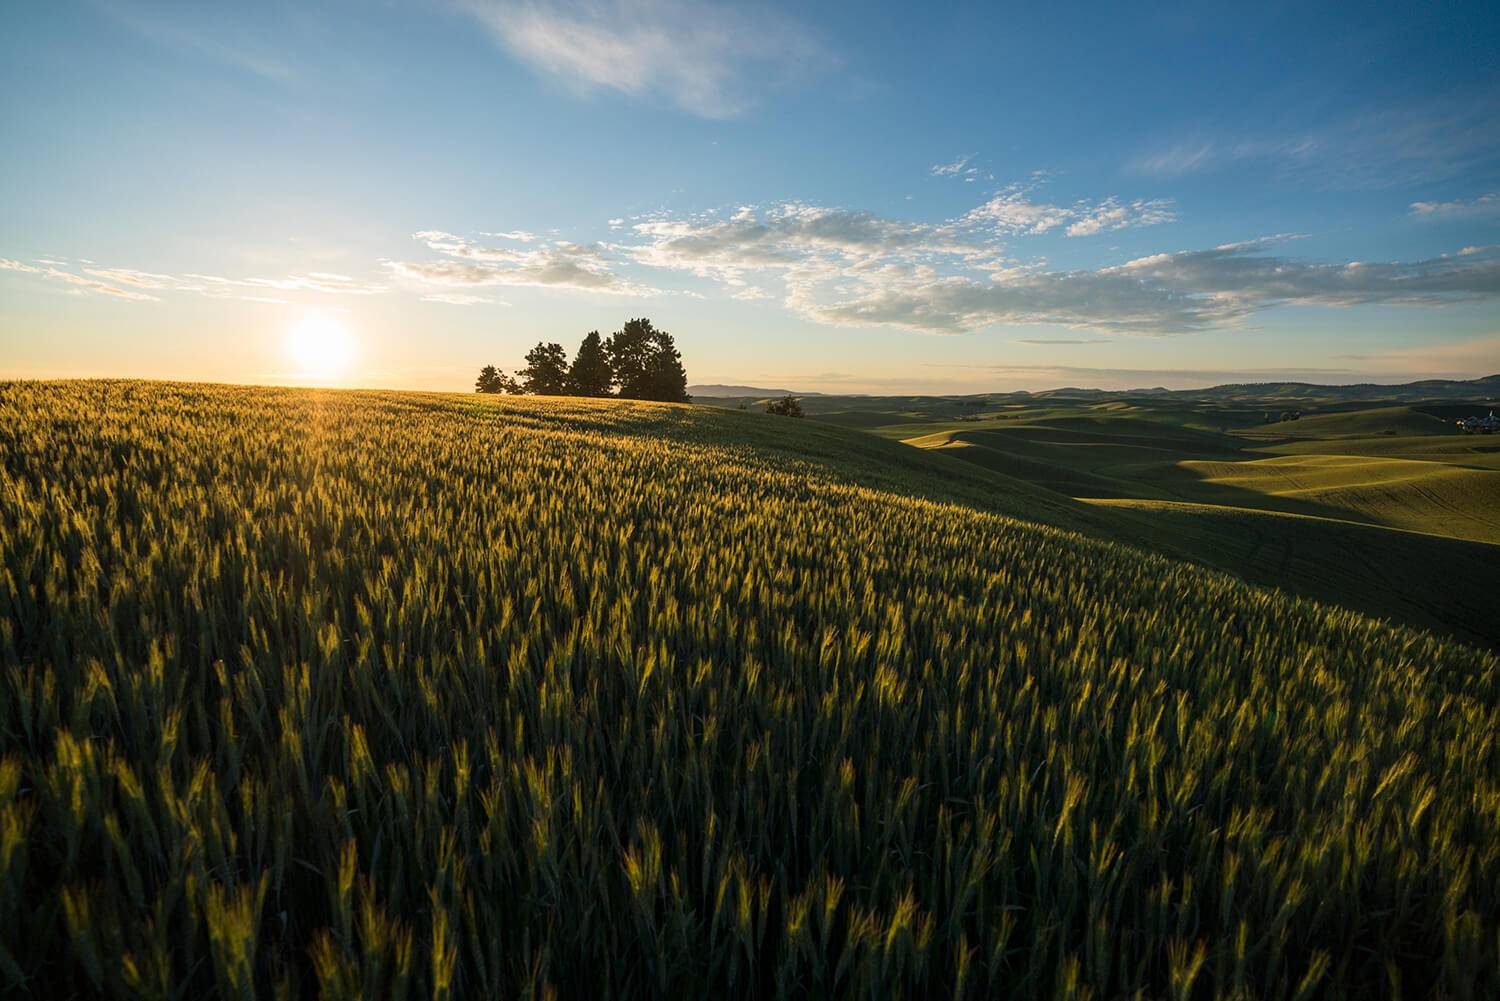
[476,319,690,403]
[765,395,805,418]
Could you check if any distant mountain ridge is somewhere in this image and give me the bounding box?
[688,384,823,398]
[695,375,1498,404]
[1031,374,1500,404]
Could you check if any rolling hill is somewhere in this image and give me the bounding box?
[0,381,1496,998]
[1172,454,1500,545]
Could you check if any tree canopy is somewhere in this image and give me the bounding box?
[475,365,504,394]
[477,319,689,402]
[474,365,520,394]
[607,318,690,402]
[519,342,570,396]
[568,331,613,397]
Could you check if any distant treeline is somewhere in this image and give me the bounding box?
[477,317,689,402]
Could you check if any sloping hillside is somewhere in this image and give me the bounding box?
[1,381,1496,999]
[1176,454,1500,544]
[1243,405,1451,439]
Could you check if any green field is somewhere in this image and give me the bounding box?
[720,384,1499,650]
[2,380,1498,998]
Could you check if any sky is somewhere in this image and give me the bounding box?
[3,0,1499,394]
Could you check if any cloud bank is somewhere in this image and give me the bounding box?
[619,201,1500,334]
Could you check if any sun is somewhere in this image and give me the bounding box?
[285,313,356,381]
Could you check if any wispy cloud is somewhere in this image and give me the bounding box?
[1126,95,1500,189]
[1410,192,1499,219]
[100,1,295,82]
[458,0,827,117]
[1016,338,1112,345]
[421,292,505,306]
[1126,142,1216,177]
[1,258,158,301]
[1,257,385,303]
[182,272,385,296]
[389,230,661,296]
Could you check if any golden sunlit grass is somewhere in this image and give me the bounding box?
[1,380,1497,998]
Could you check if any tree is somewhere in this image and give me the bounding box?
[766,395,804,418]
[607,318,690,402]
[475,364,505,394]
[605,318,657,399]
[519,341,570,396]
[640,328,690,402]
[567,330,613,397]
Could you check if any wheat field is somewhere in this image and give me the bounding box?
[1,381,1496,998]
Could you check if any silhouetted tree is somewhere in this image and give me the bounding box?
[640,329,690,402]
[606,318,691,402]
[605,318,657,399]
[568,330,613,397]
[475,364,504,394]
[766,395,804,417]
[520,341,570,395]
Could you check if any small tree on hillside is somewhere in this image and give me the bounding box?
[520,341,570,395]
[766,395,804,417]
[568,330,614,397]
[475,364,504,394]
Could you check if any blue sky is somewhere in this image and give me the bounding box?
[3,0,1499,392]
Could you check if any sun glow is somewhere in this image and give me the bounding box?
[285,314,356,381]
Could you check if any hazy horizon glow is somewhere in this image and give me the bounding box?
[3,1,1499,394]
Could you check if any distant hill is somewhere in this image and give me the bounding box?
[693,375,1498,405]
[687,384,823,398]
[1164,374,1500,404]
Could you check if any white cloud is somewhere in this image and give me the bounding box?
[389,231,661,296]
[963,189,1074,235]
[459,0,826,117]
[627,202,988,289]
[964,185,1175,237]
[931,154,979,178]
[1065,197,1176,237]
[1410,192,1499,218]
